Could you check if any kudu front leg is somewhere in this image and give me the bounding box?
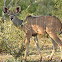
[34,35,42,61]
[24,37,30,61]
[46,37,58,61]
[47,31,62,62]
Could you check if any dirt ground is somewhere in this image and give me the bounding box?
[0,36,62,62]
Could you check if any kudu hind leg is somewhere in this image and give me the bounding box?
[47,31,62,61]
[60,46,62,62]
[34,35,42,61]
[46,37,58,60]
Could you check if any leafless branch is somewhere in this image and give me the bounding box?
[16,0,20,6]
[27,0,38,9]
[4,0,6,6]
[7,0,13,8]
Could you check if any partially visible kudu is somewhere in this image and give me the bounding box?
[3,0,62,62]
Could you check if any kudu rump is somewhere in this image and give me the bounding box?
[3,0,62,62]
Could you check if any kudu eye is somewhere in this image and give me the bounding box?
[11,18,13,20]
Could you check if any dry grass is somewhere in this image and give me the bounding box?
[0,35,62,62]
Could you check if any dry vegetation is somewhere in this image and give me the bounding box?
[0,18,62,62]
[0,0,62,62]
[0,30,62,62]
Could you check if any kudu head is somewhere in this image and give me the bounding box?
[3,0,21,20]
[3,0,23,28]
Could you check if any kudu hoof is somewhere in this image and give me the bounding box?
[46,55,52,61]
[61,60,62,62]
[23,57,27,62]
[22,60,26,62]
[39,56,42,62]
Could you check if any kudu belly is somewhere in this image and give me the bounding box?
[31,24,46,35]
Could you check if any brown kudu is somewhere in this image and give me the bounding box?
[3,0,62,62]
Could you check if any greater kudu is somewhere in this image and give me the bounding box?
[3,0,62,62]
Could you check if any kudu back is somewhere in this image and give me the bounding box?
[3,0,62,61]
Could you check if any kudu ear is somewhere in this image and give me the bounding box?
[3,6,8,14]
[3,6,10,15]
[16,6,21,13]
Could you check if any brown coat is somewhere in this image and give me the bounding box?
[23,15,62,37]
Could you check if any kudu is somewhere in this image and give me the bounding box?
[3,0,62,61]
